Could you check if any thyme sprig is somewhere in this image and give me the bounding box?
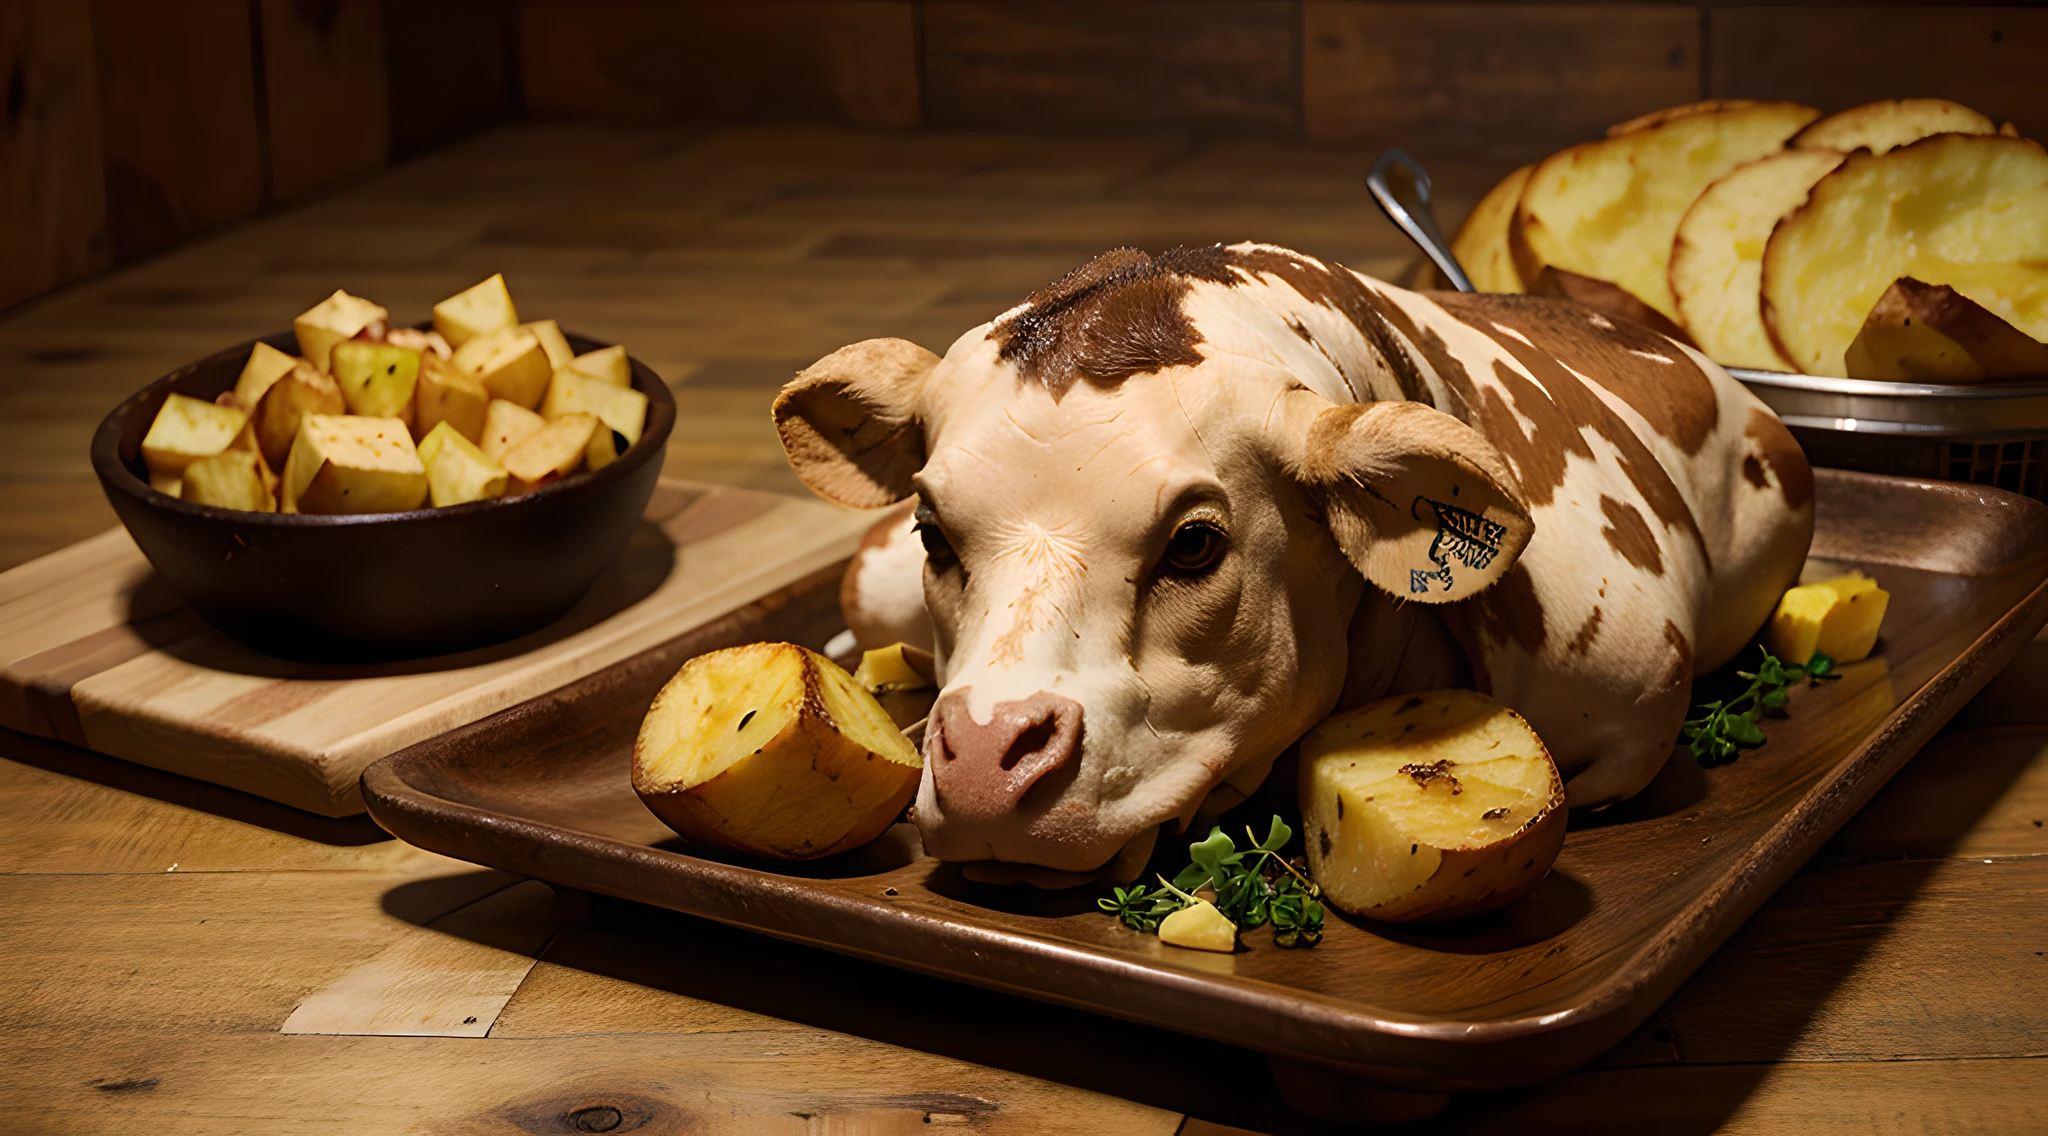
[1682,646,1840,767]
[1098,816,1325,948]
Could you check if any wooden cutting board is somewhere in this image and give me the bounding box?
[0,480,871,817]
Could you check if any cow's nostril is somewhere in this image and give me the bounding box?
[1001,715,1058,771]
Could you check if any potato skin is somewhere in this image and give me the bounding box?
[1360,805,1565,922]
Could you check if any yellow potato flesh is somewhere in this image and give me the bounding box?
[480,399,546,462]
[1791,98,1996,156]
[415,356,490,443]
[1765,573,1888,666]
[1451,164,1532,294]
[633,642,922,860]
[181,449,275,512]
[1671,149,1844,370]
[232,341,300,409]
[432,273,518,349]
[141,394,248,478]
[1158,900,1236,953]
[1301,689,1565,922]
[293,289,387,372]
[1762,134,2048,377]
[1514,102,1819,322]
[283,414,428,514]
[416,421,507,507]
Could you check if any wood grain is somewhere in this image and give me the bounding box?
[1709,6,2048,133]
[0,480,873,815]
[380,0,520,162]
[0,0,110,313]
[521,0,920,128]
[258,0,390,204]
[922,1,1298,133]
[90,0,264,261]
[1303,2,1702,158]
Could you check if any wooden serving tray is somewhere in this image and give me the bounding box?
[362,470,2048,1090]
[0,480,872,816]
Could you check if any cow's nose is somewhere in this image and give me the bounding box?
[926,689,1084,823]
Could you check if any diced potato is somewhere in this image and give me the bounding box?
[1157,900,1236,953]
[521,319,575,370]
[1300,689,1566,923]
[252,360,347,468]
[480,398,546,462]
[1764,572,1889,666]
[542,370,647,444]
[282,414,428,514]
[852,642,939,730]
[141,393,249,478]
[1450,163,1533,294]
[149,473,184,498]
[232,341,301,410]
[585,423,630,472]
[414,355,490,443]
[432,273,517,349]
[454,327,552,409]
[293,289,388,372]
[501,412,597,492]
[416,421,508,507]
[181,449,276,512]
[566,344,630,387]
[331,341,421,424]
[632,642,922,859]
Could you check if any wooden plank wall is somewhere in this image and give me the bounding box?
[0,0,522,313]
[8,2,2045,314]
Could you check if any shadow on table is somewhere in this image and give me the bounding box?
[0,726,390,846]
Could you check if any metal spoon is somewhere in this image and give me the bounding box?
[1367,149,1475,293]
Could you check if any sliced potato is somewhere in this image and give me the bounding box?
[1513,101,1820,321]
[1607,98,1762,137]
[1300,689,1565,923]
[1844,276,2048,381]
[293,289,388,372]
[632,642,922,859]
[1765,572,1888,666]
[331,341,420,424]
[432,273,518,349]
[232,341,301,410]
[1791,98,1997,156]
[1762,134,2048,376]
[1450,164,1533,294]
[414,355,490,443]
[480,398,546,462]
[141,393,248,479]
[181,449,275,512]
[283,414,428,514]
[566,344,630,387]
[252,360,347,468]
[1670,149,1845,369]
[416,420,508,507]
[501,412,597,492]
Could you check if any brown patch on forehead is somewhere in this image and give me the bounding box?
[990,247,1206,399]
[1224,247,1435,406]
[1744,407,1813,510]
[1598,495,1664,575]
[1448,309,1708,562]
[1438,293,1719,457]
[1476,562,1545,655]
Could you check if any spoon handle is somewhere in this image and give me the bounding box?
[1367,149,1476,293]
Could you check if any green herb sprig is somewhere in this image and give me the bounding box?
[1682,646,1840,767]
[1098,816,1325,948]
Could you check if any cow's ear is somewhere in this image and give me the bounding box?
[773,338,936,508]
[1287,395,1533,604]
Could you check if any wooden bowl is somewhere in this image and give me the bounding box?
[90,330,675,662]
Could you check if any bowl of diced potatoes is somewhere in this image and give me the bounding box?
[91,274,675,661]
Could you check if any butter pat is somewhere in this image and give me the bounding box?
[1766,572,1889,665]
[1157,900,1236,952]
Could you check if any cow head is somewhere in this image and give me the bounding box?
[774,248,1532,873]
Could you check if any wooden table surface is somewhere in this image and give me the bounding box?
[2,123,2044,1134]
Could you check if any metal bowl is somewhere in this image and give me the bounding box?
[1729,368,2048,501]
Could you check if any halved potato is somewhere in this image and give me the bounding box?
[1450,164,1533,294]
[1791,98,1996,156]
[1513,101,1820,321]
[1300,689,1565,922]
[1845,276,2048,381]
[1670,148,1846,369]
[633,642,922,860]
[1762,133,2048,377]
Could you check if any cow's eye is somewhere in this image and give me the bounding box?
[913,501,956,566]
[1162,520,1227,575]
